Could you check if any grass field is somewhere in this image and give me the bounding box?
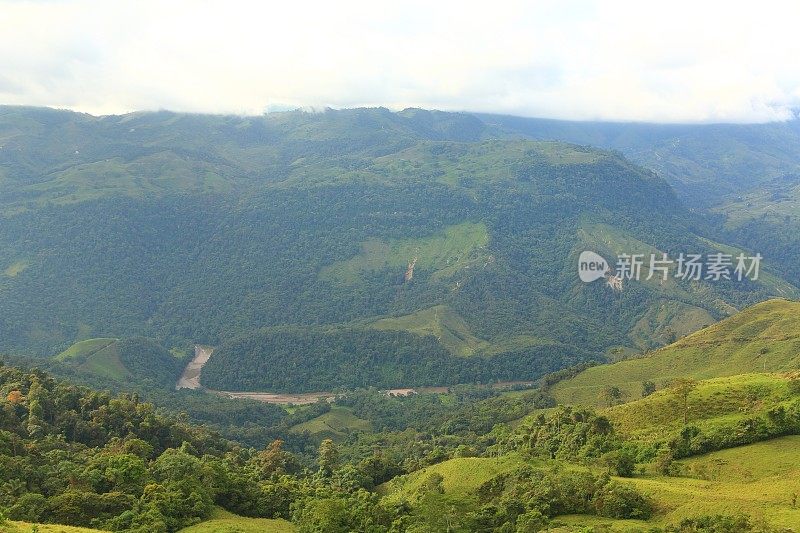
[0,523,108,533]
[370,140,605,187]
[10,153,232,212]
[56,338,118,360]
[0,510,295,533]
[55,338,129,381]
[677,435,800,483]
[372,304,491,356]
[379,454,526,503]
[178,508,295,533]
[603,373,795,439]
[289,406,372,440]
[380,437,800,530]
[551,299,800,407]
[320,221,490,285]
[372,304,550,357]
[628,443,800,530]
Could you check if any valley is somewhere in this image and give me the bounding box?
[2,106,800,532]
[5,5,800,531]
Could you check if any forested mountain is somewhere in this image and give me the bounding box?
[481,112,800,206]
[0,106,795,391]
[483,112,800,292]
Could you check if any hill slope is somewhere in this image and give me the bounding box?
[551,299,800,407]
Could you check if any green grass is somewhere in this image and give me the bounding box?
[551,299,800,407]
[627,454,800,529]
[13,154,232,211]
[55,338,129,381]
[370,140,605,187]
[1,523,108,533]
[56,338,118,360]
[289,406,372,440]
[715,185,800,228]
[677,435,800,483]
[178,508,295,532]
[380,439,800,530]
[320,221,490,284]
[603,373,795,440]
[379,454,525,503]
[372,305,491,357]
[372,305,550,357]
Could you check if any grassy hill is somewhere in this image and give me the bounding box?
[604,373,797,440]
[54,337,185,388]
[55,338,127,381]
[379,455,527,504]
[178,508,295,533]
[631,437,800,529]
[551,299,800,407]
[289,406,372,440]
[378,439,800,530]
[371,305,493,357]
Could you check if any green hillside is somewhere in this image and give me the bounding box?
[289,406,372,440]
[1,106,795,392]
[178,508,295,533]
[551,299,800,407]
[378,440,800,531]
[55,338,128,381]
[54,337,184,388]
[604,373,797,440]
[379,455,526,503]
[371,305,493,357]
[480,113,800,206]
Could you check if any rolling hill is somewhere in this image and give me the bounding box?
[378,441,800,530]
[550,299,800,407]
[53,337,185,388]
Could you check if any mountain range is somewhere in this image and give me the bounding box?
[2,105,800,392]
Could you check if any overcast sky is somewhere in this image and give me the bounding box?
[2,0,799,122]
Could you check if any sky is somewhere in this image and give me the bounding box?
[2,0,799,123]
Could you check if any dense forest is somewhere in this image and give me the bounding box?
[201,327,589,392]
[2,360,798,532]
[0,363,649,532]
[1,107,789,392]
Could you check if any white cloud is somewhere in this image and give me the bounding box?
[1,0,799,122]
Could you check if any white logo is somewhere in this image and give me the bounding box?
[578,251,610,283]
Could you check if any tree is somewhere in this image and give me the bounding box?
[318,439,340,476]
[601,386,624,407]
[254,439,300,478]
[600,449,636,477]
[641,380,656,398]
[655,449,675,476]
[294,497,351,533]
[669,378,698,425]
